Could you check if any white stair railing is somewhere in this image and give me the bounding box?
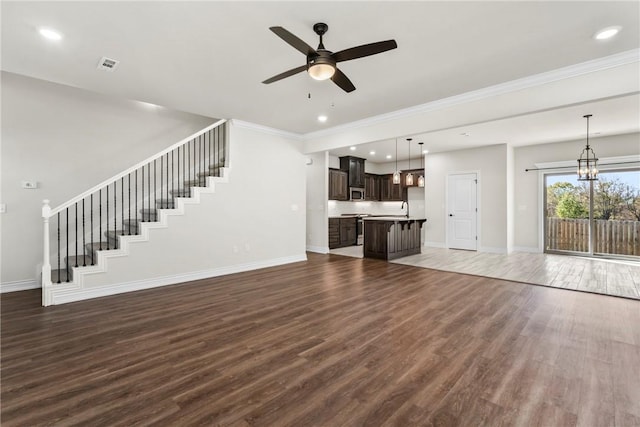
[41,119,228,306]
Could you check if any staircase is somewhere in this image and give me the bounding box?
[41,120,227,306]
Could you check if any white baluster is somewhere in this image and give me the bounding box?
[42,199,52,306]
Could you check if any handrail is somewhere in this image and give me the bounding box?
[46,119,226,217]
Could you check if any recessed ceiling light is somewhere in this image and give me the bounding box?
[350,146,356,151]
[39,27,62,41]
[423,150,429,154]
[369,151,376,155]
[594,26,621,40]
[386,154,392,159]
[317,115,328,122]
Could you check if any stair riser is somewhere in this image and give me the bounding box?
[85,242,117,262]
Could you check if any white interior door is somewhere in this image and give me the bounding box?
[447,173,477,250]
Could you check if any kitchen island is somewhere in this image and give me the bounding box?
[363,217,426,260]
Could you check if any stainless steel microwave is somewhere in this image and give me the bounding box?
[350,187,365,201]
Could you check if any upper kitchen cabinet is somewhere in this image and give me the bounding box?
[328,168,348,201]
[380,174,407,201]
[339,156,365,188]
[364,173,380,201]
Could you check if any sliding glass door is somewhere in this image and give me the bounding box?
[544,168,640,258]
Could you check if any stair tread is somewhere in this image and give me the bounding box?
[105,230,133,238]
[86,241,117,251]
[65,255,95,267]
[196,172,218,178]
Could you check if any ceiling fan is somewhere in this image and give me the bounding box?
[262,23,397,93]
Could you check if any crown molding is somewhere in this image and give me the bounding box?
[302,49,640,141]
[231,119,303,141]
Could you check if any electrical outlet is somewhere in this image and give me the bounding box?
[22,181,38,189]
[0,204,6,213]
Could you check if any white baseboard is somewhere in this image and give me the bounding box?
[479,246,508,254]
[306,245,329,254]
[1,279,40,293]
[513,246,542,253]
[424,241,446,248]
[51,254,308,305]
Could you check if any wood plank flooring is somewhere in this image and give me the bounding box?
[393,248,640,300]
[2,253,639,426]
[330,245,640,300]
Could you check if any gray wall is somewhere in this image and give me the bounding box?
[1,72,215,286]
[425,144,508,252]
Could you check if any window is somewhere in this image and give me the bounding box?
[544,168,640,258]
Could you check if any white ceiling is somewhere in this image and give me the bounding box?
[330,92,640,162]
[2,1,639,158]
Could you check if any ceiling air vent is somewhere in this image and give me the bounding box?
[97,56,120,72]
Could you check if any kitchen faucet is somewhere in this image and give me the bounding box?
[401,200,409,218]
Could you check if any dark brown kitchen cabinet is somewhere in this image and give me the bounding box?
[380,174,406,201]
[328,169,348,201]
[328,218,340,248]
[364,173,380,201]
[339,156,365,188]
[328,217,357,249]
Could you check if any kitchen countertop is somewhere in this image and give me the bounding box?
[363,216,426,221]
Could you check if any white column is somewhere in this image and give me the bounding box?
[41,199,52,306]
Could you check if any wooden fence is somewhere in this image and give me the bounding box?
[546,217,640,256]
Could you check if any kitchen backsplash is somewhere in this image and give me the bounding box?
[328,188,425,217]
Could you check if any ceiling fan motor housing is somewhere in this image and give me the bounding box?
[307,50,336,80]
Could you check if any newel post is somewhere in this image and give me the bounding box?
[41,199,52,306]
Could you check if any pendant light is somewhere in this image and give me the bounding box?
[577,114,599,181]
[393,138,401,184]
[405,138,413,186]
[418,142,425,188]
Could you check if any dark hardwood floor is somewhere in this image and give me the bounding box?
[2,253,639,426]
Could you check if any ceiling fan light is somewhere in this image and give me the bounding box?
[308,63,335,80]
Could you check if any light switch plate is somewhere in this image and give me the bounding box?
[0,204,6,213]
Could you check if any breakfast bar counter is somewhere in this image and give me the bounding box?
[363,217,426,260]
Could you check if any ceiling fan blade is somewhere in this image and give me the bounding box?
[331,68,356,93]
[262,65,308,84]
[269,26,317,57]
[332,40,397,63]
